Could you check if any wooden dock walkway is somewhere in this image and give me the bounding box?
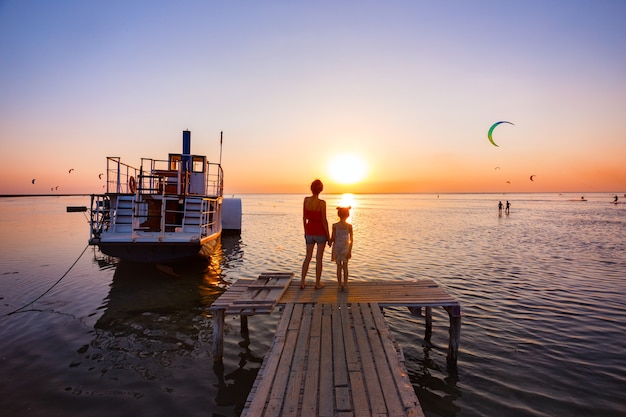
[241,302,423,417]
[210,274,461,417]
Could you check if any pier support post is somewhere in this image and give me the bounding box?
[444,305,461,364]
[240,314,249,339]
[212,309,225,362]
[424,307,433,340]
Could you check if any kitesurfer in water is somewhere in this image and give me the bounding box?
[614,195,619,203]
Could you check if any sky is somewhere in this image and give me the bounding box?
[1,1,625,195]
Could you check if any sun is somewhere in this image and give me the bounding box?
[327,154,368,185]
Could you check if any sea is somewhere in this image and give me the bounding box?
[0,193,624,417]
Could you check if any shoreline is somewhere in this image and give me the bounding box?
[0,194,91,198]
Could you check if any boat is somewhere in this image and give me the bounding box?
[88,130,241,263]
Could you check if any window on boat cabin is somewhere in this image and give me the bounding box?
[169,154,182,171]
[168,154,204,173]
[192,156,205,173]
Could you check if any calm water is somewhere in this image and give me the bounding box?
[1,194,625,417]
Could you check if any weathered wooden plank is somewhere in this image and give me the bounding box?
[319,304,334,417]
[352,303,387,416]
[361,303,405,417]
[232,299,276,305]
[333,304,351,413]
[372,305,422,412]
[301,304,322,416]
[264,304,303,417]
[210,279,253,309]
[278,280,459,307]
[348,370,370,417]
[243,303,294,416]
[227,274,294,313]
[342,304,359,373]
[282,303,313,417]
[333,304,349,387]
[246,284,293,289]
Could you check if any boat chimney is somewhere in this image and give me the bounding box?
[182,130,191,171]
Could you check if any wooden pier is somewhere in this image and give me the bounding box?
[210,274,461,417]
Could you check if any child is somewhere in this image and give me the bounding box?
[330,206,353,292]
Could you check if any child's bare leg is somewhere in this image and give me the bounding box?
[336,263,342,288]
[342,262,349,288]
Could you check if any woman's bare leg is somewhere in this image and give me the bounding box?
[314,243,326,288]
[301,243,314,288]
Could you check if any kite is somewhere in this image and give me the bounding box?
[494,166,501,170]
[32,179,36,184]
[488,121,514,147]
[99,173,103,179]
[68,168,74,173]
[530,175,536,181]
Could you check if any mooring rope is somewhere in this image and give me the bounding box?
[3,244,91,317]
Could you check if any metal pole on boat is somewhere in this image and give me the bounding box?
[219,131,223,166]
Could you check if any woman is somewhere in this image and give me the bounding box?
[301,179,330,289]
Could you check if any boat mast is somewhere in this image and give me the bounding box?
[219,131,223,166]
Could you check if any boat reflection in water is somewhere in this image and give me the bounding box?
[80,233,258,414]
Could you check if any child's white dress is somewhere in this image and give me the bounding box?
[331,223,351,262]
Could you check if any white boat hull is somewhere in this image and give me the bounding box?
[95,233,221,263]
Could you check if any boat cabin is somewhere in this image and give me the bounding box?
[151,153,207,195]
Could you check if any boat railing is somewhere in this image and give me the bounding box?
[138,158,193,196]
[105,157,139,194]
[198,197,221,236]
[136,158,223,197]
[125,194,221,238]
[88,194,111,242]
[206,162,223,197]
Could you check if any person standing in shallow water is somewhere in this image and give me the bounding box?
[330,206,353,292]
[301,179,330,289]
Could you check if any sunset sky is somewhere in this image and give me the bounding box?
[1,1,625,195]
